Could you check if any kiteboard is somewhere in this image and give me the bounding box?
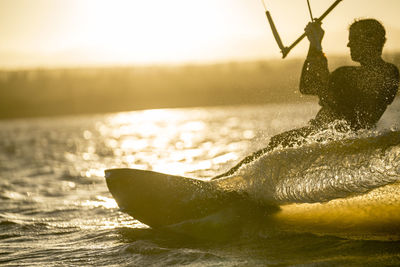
[105,168,276,227]
[105,130,400,228]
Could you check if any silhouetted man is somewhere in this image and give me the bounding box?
[268,18,399,148]
[216,18,399,178]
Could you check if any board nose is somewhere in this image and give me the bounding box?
[104,168,139,195]
[104,169,112,179]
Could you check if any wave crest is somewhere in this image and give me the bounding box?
[215,130,400,204]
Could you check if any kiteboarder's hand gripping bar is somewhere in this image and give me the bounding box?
[262,0,343,58]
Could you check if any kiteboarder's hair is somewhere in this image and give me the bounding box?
[349,18,386,51]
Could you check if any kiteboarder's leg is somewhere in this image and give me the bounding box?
[267,125,317,149]
[213,146,270,179]
[213,125,318,179]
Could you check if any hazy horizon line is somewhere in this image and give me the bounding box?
[2,51,394,71]
[1,49,400,71]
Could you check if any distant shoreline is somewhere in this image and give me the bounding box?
[1,55,399,120]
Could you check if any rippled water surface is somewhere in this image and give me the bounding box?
[1,101,400,266]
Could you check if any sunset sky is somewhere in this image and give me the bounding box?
[1,0,399,68]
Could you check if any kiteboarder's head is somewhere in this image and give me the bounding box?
[347,19,386,63]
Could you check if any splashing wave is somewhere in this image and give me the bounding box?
[215,130,400,204]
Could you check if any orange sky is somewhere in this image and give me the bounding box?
[0,0,399,68]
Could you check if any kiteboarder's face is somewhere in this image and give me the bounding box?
[347,28,382,63]
[347,30,366,62]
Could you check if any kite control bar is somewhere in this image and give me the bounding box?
[262,0,343,58]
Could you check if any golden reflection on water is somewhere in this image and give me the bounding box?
[80,169,105,178]
[275,182,400,239]
[69,196,149,230]
[101,108,252,177]
[82,196,118,209]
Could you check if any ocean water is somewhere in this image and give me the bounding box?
[1,100,400,266]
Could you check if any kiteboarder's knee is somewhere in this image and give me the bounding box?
[268,130,296,149]
[268,126,316,149]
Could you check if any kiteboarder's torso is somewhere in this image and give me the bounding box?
[300,52,399,130]
[313,61,399,130]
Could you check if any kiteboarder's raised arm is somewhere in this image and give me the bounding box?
[299,22,329,96]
